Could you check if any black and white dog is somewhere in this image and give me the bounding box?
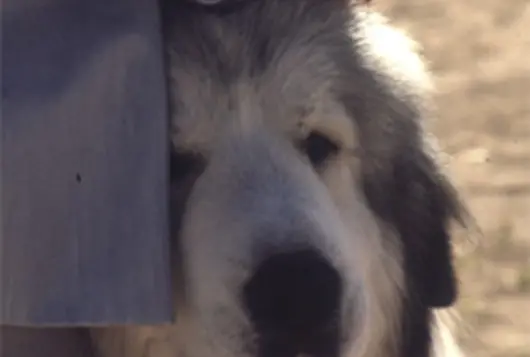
[91,1,467,356]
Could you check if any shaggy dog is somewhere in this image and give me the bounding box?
[91,1,467,356]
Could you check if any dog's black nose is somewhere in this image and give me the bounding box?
[242,249,342,357]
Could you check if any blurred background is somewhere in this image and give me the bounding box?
[375,0,530,356]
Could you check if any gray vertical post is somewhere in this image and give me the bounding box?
[1,0,172,325]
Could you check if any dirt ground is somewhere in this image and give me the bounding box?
[375,0,530,356]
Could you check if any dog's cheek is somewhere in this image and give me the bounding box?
[361,152,459,308]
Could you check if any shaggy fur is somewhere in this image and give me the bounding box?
[90,1,467,357]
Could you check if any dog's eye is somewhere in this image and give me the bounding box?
[170,150,205,183]
[299,132,339,167]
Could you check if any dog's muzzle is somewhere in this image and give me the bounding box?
[243,249,342,357]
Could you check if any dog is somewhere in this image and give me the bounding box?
[90,1,468,356]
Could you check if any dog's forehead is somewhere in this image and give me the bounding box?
[165,2,349,151]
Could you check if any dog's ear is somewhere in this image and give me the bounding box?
[394,148,464,308]
[340,90,465,307]
[361,144,465,307]
[334,9,467,307]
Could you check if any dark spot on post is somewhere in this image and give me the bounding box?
[76,173,82,183]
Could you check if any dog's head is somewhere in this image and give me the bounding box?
[163,1,466,357]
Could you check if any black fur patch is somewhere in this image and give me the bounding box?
[360,150,463,357]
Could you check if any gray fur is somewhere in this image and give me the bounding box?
[90,1,466,357]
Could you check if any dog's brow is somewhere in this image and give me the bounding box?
[304,99,358,150]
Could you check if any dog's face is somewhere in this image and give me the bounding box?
[158,2,464,357]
